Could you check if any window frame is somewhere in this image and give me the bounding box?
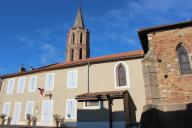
[25,101,34,119]
[114,61,130,89]
[41,100,54,126]
[2,102,11,118]
[12,102,22,124]
[65,99,77,119]
[45,73,55,91]
[176,44,192,75]
[17,77,26,93]
[6,79,15,94]
[28,76,37,93]
[67,70,78,89]
[84,101,101,109]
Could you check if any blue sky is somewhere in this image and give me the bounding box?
[0,0,192,75]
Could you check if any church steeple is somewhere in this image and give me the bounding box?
[65,8,90,62]
[74,8,84,28]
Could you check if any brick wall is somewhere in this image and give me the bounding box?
[146,26,192,105]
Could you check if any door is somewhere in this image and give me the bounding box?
[41,100,53,125]
[12,102,22,124]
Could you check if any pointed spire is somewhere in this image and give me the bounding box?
[74,8,84,28]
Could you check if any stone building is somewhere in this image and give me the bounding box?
[139,20,192,128]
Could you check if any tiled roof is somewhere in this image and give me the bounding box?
[1,50,144,79]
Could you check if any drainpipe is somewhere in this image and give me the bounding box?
[87,62,90,93]
[107,95,113,128]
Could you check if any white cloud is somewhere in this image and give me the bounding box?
[39,43,63,65]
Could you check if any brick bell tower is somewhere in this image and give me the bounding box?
[66,8,90,62]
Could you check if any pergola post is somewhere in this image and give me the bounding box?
[107,95,113,128]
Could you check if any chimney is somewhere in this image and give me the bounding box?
[19,64,26,73]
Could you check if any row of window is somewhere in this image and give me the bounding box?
[6,70,78,94]
[2,100,100,125]
[6,62,130,94]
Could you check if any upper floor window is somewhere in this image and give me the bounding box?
[17,77,25,93]
[28,76,37,92]
[176,44,192,74]
[67,70,78,89]
[114,62,130,88]
[6,79,15,94]
[45,73,55,91]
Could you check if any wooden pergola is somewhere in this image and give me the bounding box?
[76,90,128,128]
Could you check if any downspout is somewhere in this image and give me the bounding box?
[87,62,90,93]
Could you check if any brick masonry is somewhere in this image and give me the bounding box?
[147,26,192,105]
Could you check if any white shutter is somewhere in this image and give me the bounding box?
[67,70,77,88]
[17,77,25,93]
[66,99,76,119]
[6,79,15,94]
[45,73,54,90]
[2,103,11,117]
[25,101,34,118]
[12,102,22,124]
[41,100,53,125]
[28,76,37,92]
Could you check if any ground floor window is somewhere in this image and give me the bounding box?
[2,102,11,118]
[66,99,76,119]
[41,100,53,125]
[12,102,22,124]
[84,101,100,109]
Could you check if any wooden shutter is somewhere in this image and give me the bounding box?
[42,101,53,125]
[2,103,11,117]
[66,99,76,119]
[12,102,22,124]
[7,79,14,93]
[67,71,77,88]
[45,74,54,90]
[25,101,34,118]
[29,76,37,92]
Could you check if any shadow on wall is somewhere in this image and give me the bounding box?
[140,103,192,128]
[76,93,139,128]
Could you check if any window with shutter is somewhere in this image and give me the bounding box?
[6,79,15,94]
[45,73,55,91]
[67,70,78,88]
[66,99,76,119]
[2,102,11,118]
[41,100,53,125]
[176,44,192,74]
[25,101,34,119]
[28,76,37,92]
[17,77,25,93]
[12,102,22,124]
